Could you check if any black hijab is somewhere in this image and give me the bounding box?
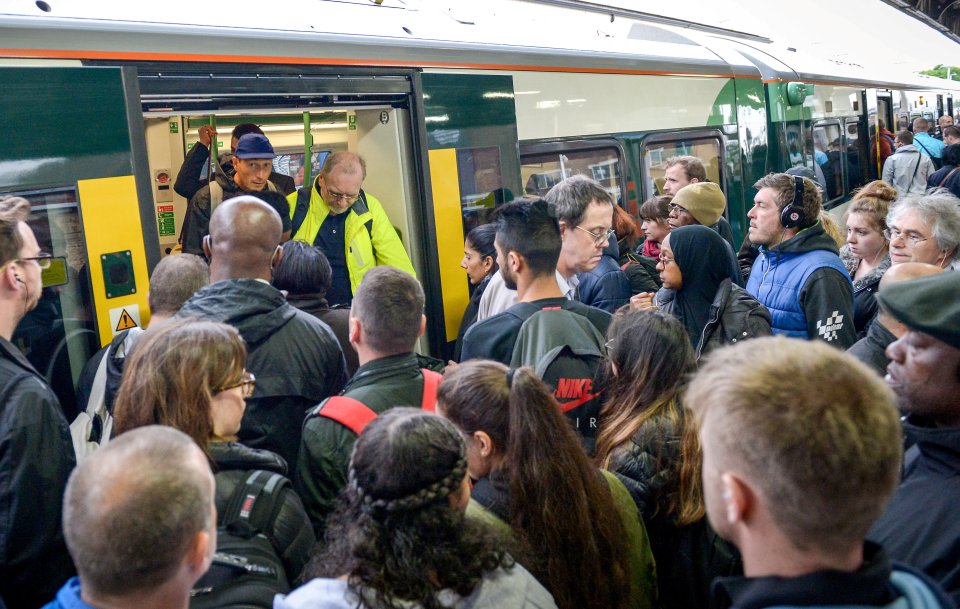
[668,225,742,349]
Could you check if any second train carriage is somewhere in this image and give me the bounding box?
[0,0,958,411]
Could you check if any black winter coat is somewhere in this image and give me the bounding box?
[178,279,348,470]
[661,278,771,360]
[607,412,741,609]
[869,417,960,606]
[209,442,314,583]
[0,338,76,609]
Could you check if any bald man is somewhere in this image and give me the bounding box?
[287,151,415,306]
[847,262,944,377]
[178,196,348,470]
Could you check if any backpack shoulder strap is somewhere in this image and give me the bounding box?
[914,138,931,156]
[290,186,312,239]
[420,368,442,412]
[314,396,378,435]
[939,166,960,187]
[220,470,291,535]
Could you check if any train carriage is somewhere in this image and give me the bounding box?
[1,0,957,413]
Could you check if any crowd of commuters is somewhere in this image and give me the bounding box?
[4,123,960,609]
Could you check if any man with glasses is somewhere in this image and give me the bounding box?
[885,193,960,270]
[0,196,77,609]
[287,151,414,306]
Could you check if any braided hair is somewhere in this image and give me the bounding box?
[303,408,513,609]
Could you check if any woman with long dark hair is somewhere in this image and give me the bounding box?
[279,408,556,609]
[595,309,741,609]
[113,318,314,582]
[454,223,498,361]
[437,361,656,609]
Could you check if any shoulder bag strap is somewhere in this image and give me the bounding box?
[939,166,960,187]
[420,369,442,412]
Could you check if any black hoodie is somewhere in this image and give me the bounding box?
[178,279,348,470]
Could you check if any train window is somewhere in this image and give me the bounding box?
[6,186,98,421]
[641,136,723,199]
[520,145,622,204]
[457,146,505,234]
[897,113,910,131]
[844,119,867,194]
[813,121,844,203]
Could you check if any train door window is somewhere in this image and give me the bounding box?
[640,134,723,200]
[897,113,911,131]
[458,146,505,236]
[520,142,624,205]
[7,186,98,421]
[813,120,844,204]
[844,119,867,194]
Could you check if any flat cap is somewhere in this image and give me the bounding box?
[876,271,960,349]
[672,182,726,227]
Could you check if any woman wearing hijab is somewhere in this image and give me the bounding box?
[639,225,771,359]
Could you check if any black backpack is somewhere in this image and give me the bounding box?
[190,471,291,609]
[508,302,606,453]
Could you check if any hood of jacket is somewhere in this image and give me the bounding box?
[903,416,960,474]
[894,144,920,156]
[209,441,287,475]
[178,279,297,348]
[764,220,839,257]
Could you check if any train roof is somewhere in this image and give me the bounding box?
[0,0,957,94]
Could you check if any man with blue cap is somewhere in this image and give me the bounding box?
[869,270,960,605]
[182,133,288,255]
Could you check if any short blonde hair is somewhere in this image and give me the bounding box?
[686,337,902,555]
[0,197,31,266]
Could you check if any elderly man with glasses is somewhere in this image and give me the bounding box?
[287,151,415,307]
[886,193,960,271]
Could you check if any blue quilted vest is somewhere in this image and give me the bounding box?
[746,248,850,339]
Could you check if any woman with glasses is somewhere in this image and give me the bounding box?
[633,225,770,359]
[839,181,895,337]
[595,309,741,609]
[113,318,314,583]
[886,193,960,270]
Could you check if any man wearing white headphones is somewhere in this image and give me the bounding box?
[745,172,856,348]
[0,196,77,609]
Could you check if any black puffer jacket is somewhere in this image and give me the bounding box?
[178,279,348,470]
[840,245,890,338]
[209,442,314,583]
[607,412,741,609]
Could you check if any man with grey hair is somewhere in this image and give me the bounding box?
[545,174,629,308]
[179,196,348,470]
[886,192,960,270]
[44,426,216,609]
[688,337,953,609]
[0,196,77,609]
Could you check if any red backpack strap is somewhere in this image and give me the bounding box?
[420,369,443,413]
[314,396,378,435]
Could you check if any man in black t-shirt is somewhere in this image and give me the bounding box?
[461,198,610,364]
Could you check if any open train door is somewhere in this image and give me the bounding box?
[0,65,157,420]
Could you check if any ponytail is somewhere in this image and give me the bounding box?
[440,361,631,609]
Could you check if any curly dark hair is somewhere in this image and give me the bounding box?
[302,408,514,608]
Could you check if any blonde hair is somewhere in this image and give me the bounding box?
[685,337,902,555]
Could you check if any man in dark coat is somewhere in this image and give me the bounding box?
[869,271,960,605]
[0,197,76,609]
[296,266,434,536]
[178,196,347,471]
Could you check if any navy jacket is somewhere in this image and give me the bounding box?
[577,241,631,313]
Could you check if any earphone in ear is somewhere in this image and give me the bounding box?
[14,275,23,285]
[780,176,807,229]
